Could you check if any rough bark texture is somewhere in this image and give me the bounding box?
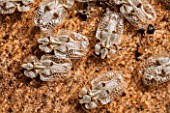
[0,0,170,113]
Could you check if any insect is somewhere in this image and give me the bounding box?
[138,56,170,86]
[79,71,127,109]
[34,0,67,32]
[75,0,156,59]
[95,10,124,59]
[38,30,89,59]
[117,0,157,29]
[21,54,72,81]
[0,0,34,14]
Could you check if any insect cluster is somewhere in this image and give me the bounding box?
[1,0,169,111]
[0,0,34,14]
[20,0,90,82]
[22,29,89,81]
[79,71,127,109]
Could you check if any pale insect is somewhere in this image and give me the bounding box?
[115,0,157,29]
[34,0,67,32]
[138,56,170,86]
[0,0,34,14]
[21,54,72,81]
[38,30,89,59]
[95,10,124,59]
[79,71,127,109]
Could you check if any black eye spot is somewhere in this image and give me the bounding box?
[44,6,50,12]
[137,3,142,8]
[101,82,106,87]
[53,13,58,19]
[106,89,109,94]
[77,11,87,21]
[147,24,155,34]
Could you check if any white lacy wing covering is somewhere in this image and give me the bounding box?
[34,0,67,32]
[37,30,89,59]
[53,30,89,59]
[119,0,156,29]
[95,10,124,59]
[79,71,127,109]
[138,56,170,85]
[21,54,72,81]
[39,54,72,81]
